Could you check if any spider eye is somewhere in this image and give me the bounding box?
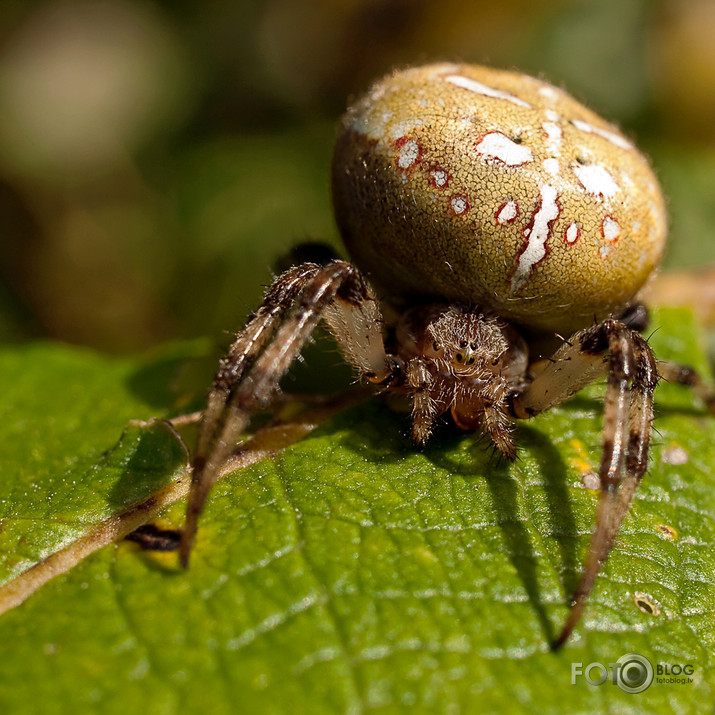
[470,342,477,350]
[455,352,464,362]
[459,340,468,348]
[433,341,442,352]
[465,356,475,365]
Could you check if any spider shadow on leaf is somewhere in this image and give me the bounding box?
[106,419,189,513]
[332,400,580,645]
[125,347,214,411]
[420,420,580,646]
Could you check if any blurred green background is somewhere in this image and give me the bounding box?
[0,0,713,352]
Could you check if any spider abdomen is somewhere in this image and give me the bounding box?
[332,63,666,335]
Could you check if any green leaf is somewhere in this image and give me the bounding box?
[0,308,713,713]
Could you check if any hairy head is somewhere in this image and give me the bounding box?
[426,306,510,373]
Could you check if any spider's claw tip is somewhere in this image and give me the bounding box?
[179,548,191,570]
[551,623,572,650]
[178,531,193,569]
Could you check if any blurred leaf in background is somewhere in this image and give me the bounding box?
[0,0,712,351]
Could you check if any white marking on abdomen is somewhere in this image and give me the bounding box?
[572,163,619,198]
[542,121,562,155]
[397,139,420,168]
[602,216,621,242]
[538,86,559,101]
[565,222,580,244]
[512,184,560,292]
[476,132,533,166]
[451,195,469,214]
[444,74,531,108]
[571,118,633,150]
[387,119,425,141]
[430,168,449,187]
[496,199,518,224]
[542,158,560,175]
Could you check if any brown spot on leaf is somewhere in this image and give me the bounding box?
[634,592,661,616]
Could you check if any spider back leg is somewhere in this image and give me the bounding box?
[657,361,715,414]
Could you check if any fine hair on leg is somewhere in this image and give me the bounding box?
[511,319,659,648]
[181,261,392,567]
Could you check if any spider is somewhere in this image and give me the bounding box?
[177,63,715,649]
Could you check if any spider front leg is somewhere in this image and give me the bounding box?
[181,260,394,567]
[511,319,658,648]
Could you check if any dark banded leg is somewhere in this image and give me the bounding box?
[181,260,392,567]
[553,330,657,648]
[195,264,322,490]
[618,302,650,332]
[405,358,439,445]
[512,319,658,648]
[657,361,715,414]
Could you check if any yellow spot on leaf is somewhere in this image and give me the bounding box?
[656,523,678,540]
[413,546,439,563]
[568,439,599,490]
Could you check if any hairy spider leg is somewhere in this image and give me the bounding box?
[555,329,658,648]
[185,264,321,565]
[181,261,392,567]
[196,264,322,476]
[657,360,715,413]
[512,320,658,648]
[404,357,443,445]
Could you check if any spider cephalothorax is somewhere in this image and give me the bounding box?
[176,63,715,649]
[392,304,527,456]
